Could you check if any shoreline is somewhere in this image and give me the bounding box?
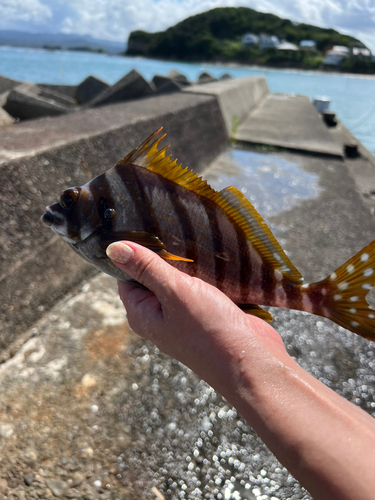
[125,54,375,79]
[1,45,375,81]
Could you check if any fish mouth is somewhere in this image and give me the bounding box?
[41,211,54,227]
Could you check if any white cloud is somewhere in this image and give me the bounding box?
[55,0,375,50]
[2,0,375,50]
[0,0,52,27]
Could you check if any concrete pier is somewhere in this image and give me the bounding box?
[0,75,375,500]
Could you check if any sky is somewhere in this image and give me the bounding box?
[1,0,375,51]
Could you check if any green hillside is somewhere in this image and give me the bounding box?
[126,7,368,71]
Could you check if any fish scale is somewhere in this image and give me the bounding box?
[41,128,375,342]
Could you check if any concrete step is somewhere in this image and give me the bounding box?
[234,94,343,157]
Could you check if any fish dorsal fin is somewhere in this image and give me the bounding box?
[212,186,303,284]
[116,128,217,199]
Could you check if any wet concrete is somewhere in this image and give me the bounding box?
[0,134,375,499]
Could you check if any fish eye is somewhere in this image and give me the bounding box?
[59,188,80,208]
[103,208,116,220]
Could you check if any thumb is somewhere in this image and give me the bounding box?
[106,240,179,296]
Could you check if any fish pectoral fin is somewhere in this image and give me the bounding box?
[238,304,274,322]
[100,230,193,262]
[158,250,194,262]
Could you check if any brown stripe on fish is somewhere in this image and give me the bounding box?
[304,283,325,316]
[56,187,87,241]
[165,182,199,274]
[261,260,278,306]
[113,164,160,235]
[281,278,303,311]
[86,173,114,231]
[203,203,228,289]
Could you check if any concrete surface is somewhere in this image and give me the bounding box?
[0,107,14,126]
[1,75,375,500]
[0,92,227,352]
[0,75,20,94]
[85,70,155,108]
[4,83,72,120]
[76,76,109,105]
[185,76,269,135]
[234,94,344,157]
[0,132,374,500]
[38,84,79,100]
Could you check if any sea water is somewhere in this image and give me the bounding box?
[1,46,375,154]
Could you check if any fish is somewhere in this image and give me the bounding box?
[41,128,375,342]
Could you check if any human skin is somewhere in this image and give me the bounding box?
[107,241,375,500]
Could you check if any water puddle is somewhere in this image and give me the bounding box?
[204,147,321,219]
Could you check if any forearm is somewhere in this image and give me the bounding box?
[208,323,375,500]
[107,242,375,500]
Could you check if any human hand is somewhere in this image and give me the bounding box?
[106,241,284,393]
[107,242,375,500]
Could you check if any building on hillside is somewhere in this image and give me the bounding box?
[300,40,316,51]
[323,46,350,66]
[277,41,298,52]
[259,34,280,49]
[352,46,372,58]
[241,33,259,47]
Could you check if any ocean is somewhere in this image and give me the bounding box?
[1,46,375,154]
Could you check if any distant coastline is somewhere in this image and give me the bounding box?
[125,53,375,78]
[126,7,375,76]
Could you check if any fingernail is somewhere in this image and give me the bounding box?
[106,242,133,264]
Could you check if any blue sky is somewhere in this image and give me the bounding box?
[1,0,375,50]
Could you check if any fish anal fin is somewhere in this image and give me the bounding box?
[314,239,375,341]
[212,186,303,285]
[99,230,193,263]
[238,304,274,322]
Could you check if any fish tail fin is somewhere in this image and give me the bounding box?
[313,240,375,341]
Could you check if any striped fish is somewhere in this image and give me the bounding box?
[42,128,375,342]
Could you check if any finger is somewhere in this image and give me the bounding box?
[118,280,163,326]
[106,241,180,298]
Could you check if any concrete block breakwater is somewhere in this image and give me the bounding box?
[0,69,231,123]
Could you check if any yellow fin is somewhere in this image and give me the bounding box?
[212,187,303,285]
[318,240,375,341]
[159,250,194,262]
[100,230,193,263]
[116,128,217,199]
[238,304,274,322]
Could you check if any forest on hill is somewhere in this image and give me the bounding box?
[126,7,374,73]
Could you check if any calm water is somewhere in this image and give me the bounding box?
[1,46,375,154]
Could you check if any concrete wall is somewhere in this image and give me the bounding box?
[0,92,227,350]
[184,76,269,135]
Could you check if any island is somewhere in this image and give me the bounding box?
[126,7,375,74]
